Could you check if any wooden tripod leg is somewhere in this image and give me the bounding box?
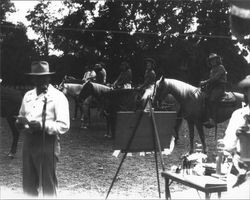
[154,146,161,198]
[149,97,166,198]
[105,110,145,200]
[149,98,166,171]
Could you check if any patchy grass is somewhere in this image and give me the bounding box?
[0,98,228,199]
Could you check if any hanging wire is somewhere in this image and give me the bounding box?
[1,24,233,40]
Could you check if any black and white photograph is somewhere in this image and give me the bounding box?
[1,0,250,199]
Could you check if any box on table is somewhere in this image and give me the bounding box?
[238,133,250,162]
[114,110,177,152]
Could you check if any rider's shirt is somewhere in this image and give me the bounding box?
[208,65,227,84]
[96,68,106,84]
[114,68,132,88]
[82,70,96,82]
[141,69,156,90]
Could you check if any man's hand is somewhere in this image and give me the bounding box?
[15,116,29,129]
[28,121,42,132]
[236,125,250,136]
[200,80,208,86]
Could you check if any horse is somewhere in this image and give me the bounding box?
[58,76,84,122]
[1,85,23,158]
[154,77,245,154]
[78,81,141,138]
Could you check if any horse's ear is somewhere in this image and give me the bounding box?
[160,76,164,82]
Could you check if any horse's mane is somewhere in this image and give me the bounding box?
[163,78,200,98]
[64,76,84,84]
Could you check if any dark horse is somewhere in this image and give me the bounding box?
[154,77,245,154]
[79,81,141,137]
[1,85,23,158]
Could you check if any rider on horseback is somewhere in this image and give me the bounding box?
[112,61,132,89]
[200,53,227,128]
[138,57,156,109]
[94,62,107,85]
[82,65,96,82]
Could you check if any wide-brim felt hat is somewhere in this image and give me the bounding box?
[238,75,250,88]
[26,61,55,75]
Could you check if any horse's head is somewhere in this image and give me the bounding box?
[58,76,66,92]
[59,76,84,98]
[154,76,169,106]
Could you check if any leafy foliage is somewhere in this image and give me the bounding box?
[0,0,15,22]
[26,0,61,57]
[2,0,250,86]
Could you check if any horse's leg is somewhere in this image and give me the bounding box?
[6,116,19,158]
[104,115,110,138]
[79,101,84,122]
[174,113,183,144]
[81,97,91,129]
[214,124,218,142]
[71,98,78,121]
[196,122,207,154]
[110,112,117,139]
[186,120,195,154]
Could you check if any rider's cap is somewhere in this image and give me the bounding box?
[26,61,55,75]
[144,57,156,68]
[208,53,221,60]
[238,75,250,88]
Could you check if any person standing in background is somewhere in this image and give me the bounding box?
[16,61,70,197]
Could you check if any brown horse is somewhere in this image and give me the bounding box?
[1,85,23,158]
[154,77,245,154]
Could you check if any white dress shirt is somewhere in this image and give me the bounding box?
[19,84,70,135]
[224,105,250,153]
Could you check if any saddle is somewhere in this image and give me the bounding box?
[218,92,237,105]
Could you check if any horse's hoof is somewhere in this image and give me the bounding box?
[104,134,112,139]
[81,125,88,129]
[7,152,15,159]
[174,139,179,145]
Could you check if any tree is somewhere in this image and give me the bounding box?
[51,0,249,84]
[1,0,39,85]
[0,0,15,22]
[26,0,60,57]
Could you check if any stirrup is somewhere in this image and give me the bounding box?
[203,119,215,128]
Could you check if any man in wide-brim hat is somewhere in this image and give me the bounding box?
[25,61,55,95]
[221,74,250,199]
[16,61,70,197]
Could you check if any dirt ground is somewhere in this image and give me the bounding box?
[0,98,228,199]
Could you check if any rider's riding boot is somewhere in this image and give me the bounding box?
[203,118,215,128]
[203,101,216,128]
